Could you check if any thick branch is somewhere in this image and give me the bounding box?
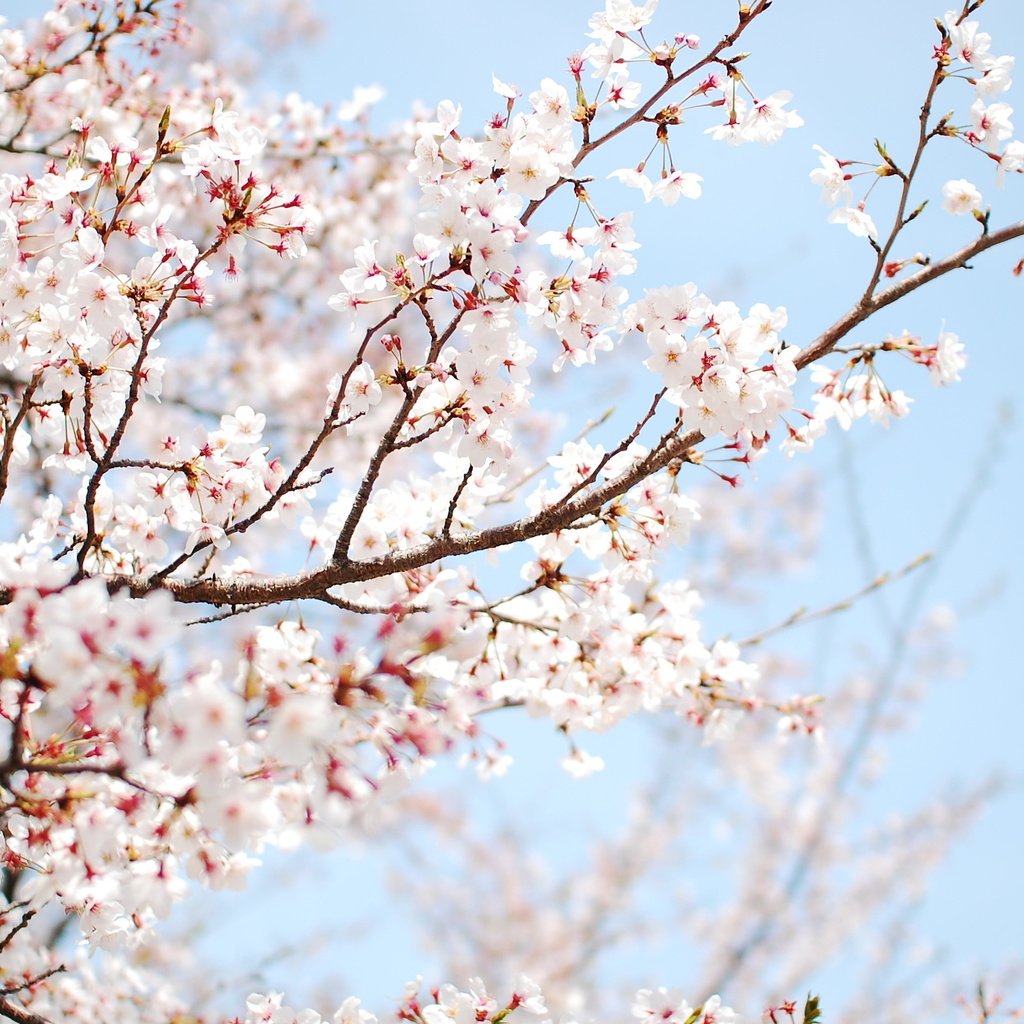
[796,218,1024,367]
[83,221,1024,608]
[0,995,53,1024]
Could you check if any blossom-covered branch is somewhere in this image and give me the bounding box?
[0,0,1020,1021]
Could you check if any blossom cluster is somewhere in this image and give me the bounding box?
[235,979,737,1024]
[781,329,967,455]
[812,8,1021,243]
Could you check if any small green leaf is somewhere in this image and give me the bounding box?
[905,199,928,223]
[802,993,822,1024]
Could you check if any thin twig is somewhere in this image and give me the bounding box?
[738,553,932,647]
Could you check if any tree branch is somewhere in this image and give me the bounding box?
[0,994,54,1024]
[81,215,1024,610]
[520,0,775,227]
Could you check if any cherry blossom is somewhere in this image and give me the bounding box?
[827,202,879,240]
[0,0,1019,1022]
[809,145,854,206]
[942,178,984,214]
